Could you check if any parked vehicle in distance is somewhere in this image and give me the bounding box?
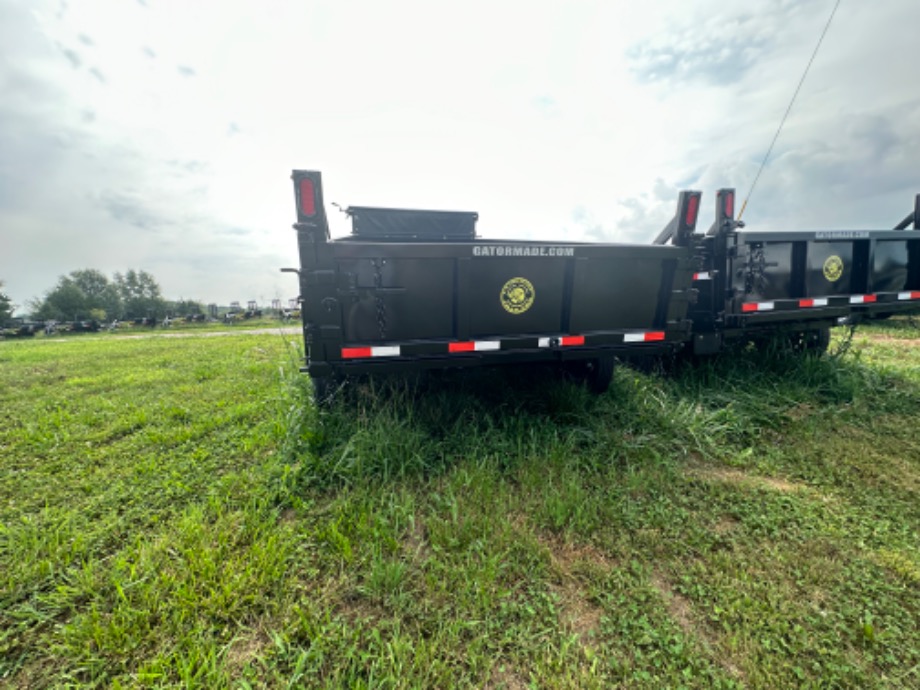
[1,319,41,338]
[288,170,920,398]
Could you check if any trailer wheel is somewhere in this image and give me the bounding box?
[311,376,334,407]
[793,327,831,354]
[811,327,831,354]
[586,356,615,394]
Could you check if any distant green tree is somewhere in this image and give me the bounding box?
[0,280,14,322]
[169,299,204,317]
[115,269,166,319]
[32,278,89,321]
[69,269,122,319]
[31,269,165,321]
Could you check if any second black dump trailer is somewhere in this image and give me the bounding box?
[289,170,920,397]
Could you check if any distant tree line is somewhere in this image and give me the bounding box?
[0,280,13,322]
[28,269,203,322]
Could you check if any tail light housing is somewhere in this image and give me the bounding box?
[298,178,317,218]
[723,190,735,219]
[684,194,700,228]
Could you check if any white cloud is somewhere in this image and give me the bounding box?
[1,0,919,310]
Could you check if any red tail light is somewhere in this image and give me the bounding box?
[299,178,316,218]
[341,347,371,359]
[723,191,734,218]
[685,195,700,227]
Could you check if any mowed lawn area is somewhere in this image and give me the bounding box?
[1,324,918,688]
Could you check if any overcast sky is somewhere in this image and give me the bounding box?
[2,0,918,311]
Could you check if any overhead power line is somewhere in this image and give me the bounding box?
[738,0,842,221]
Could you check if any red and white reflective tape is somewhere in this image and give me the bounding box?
[341,345,401,359]
[623,331,666,343]
[448,340,501,353]
[849,294,877,304]
[799,298,829,308]
[341,330,678,358]
[898,291,920,301]
[741,301,775,313]
[538,335,585,348]
[693,272,712,281]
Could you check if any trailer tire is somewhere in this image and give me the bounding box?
[793,327,831,354]
[811,327,831,354]
[587,356,615,395]
[311,376,334,407]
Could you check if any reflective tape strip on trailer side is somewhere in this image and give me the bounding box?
[741,302,775,313]
[897,291,920,301]
[849,294,877,304]
[341,345,401,359]
[745,294,891,311]
[693,272,712,281]
[799,298,829,308]
[623,331,666,343]
[538,335,585,348]
[448,340,502,353]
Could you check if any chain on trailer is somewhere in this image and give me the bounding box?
[372,259,388,340]
[742,244,774,296]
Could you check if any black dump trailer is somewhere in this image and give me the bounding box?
[289,170,920,397]
[685,189,920,355]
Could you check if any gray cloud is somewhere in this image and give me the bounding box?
[627,21,771,86]
[97,190,167,232]
[0,64,64,107]
[608,99,920,241]
[623,2,836,88]
[166,159,208,175]
[748,107,920,229]
[60,46,81,69]
[532,95,559,117]
[0,2,322,308]
[143,249,298,305]
[609,178,679,243]
[567,206,614,243]
[177,65,196,77]
[565,179,679,245]
[215,226,252,237]
[848,113,900,161]
[0,102,77,212]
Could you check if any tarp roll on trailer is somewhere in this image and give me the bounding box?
[347,206,478,241]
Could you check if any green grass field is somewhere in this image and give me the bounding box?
[1,323,918,688]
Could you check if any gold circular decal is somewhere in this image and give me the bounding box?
[823,255,843,282]
[500,277,535,314]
